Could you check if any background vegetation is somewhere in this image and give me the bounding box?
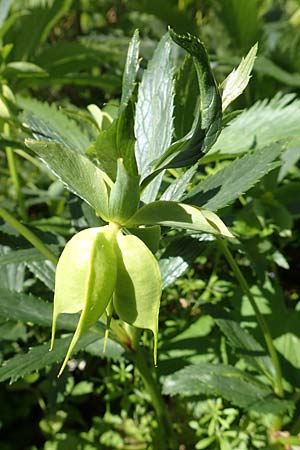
[1,1,300,449]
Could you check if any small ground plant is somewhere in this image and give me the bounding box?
[1,5,300,449]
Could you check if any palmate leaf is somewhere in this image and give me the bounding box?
[163,362,276,409]
[19,96,91,154]
[25,140,110,219]
[208,93,300,158]
[186,143,283,212]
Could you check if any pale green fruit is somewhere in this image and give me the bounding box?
[51,225,118,375]
[114,231,162,364]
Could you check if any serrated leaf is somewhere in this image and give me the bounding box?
[163,362,273,409]
[120,29,140,109]
[160,164,197,201]
[155,29,222,170]
[25,140,110,219]
[208,93,300,158]
[126,201,233,238]
[0,287,79,331]
[186,143,283,212]
[0,333,101,383]
[51,226,117,375]
[134,33,174,201]
[221,43,258,111]
[114,231,162,364]
[26,260,56,291]
[0,248,44,266]
[0,245,25,292]
[19,96,91,154]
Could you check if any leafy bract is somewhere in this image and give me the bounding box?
[186,143,283,211]
[86,102,136,181]
[155,29,222,170]
[114,232,162,364]
[126,201,233,238]
[25,140,110,219]
[134,33,174,201]
[208,93,300,158]
[20,96,91,154]
[108,158,140,224]
[221,43,258,111]
[120,29,140,109]
[51,226,117,375]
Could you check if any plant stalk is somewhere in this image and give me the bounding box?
[0,207,58,265]
[217,238,284,399]
[132,348,177,450]
[4,124,27,220]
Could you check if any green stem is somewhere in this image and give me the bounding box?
[0,207,58,265]
[217,238,284,399]
[4,125,27,220]
[132,348,177,450]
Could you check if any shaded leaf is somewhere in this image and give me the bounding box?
[0,333,101,383]
[186,143,283,211]
[156,29,222,169]
[163,362,274,409]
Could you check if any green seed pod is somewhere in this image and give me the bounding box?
[51,225,118,375]
[114,231,162,364]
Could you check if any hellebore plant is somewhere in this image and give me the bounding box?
[24,29,234,374]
